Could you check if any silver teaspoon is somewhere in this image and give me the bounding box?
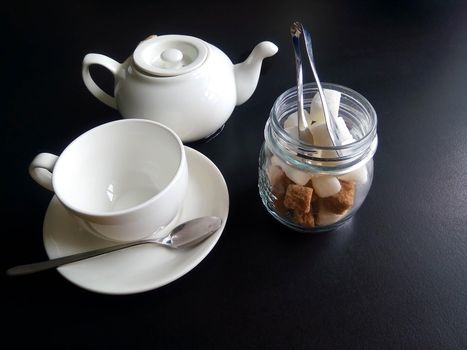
[7,216,222,276]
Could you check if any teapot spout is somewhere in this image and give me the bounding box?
[234,41,278,105]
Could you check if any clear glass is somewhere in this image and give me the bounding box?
[258,83,378,232]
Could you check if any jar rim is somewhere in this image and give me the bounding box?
[265,82,378,174]
[270,82,377,152]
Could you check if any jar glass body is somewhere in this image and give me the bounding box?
[258,83,378,232]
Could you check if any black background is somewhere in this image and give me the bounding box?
[4,0,467,348]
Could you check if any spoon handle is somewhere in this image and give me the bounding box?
[7,216,222,276]
[7,240,155,276]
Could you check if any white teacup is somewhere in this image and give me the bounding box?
[29,119,188,242]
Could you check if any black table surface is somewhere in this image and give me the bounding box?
[4,1,467,348]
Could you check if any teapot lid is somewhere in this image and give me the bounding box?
[133,35,209,77]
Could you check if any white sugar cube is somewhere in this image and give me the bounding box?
[339,164,368,184]
[317,209,347,226]
[336,117,355,144]
[267,164,282,184]
[283,89,341,129]
[271,155,312,186]
[267,165,287,196]
[309,89,341,125]
[308,116,355,159]
[282,89,344,146]
[283,110,310,129]
[309,122,333,146]
[284,125,299,140]
[310,117,354,146]
[309,122,338,159]
[311,175,341,197]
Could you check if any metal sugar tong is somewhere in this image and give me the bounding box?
[290,22,343,148]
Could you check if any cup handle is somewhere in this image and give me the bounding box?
[29,153,59,191]
[82,53,121,109]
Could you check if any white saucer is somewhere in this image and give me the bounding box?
[43,147,229,295]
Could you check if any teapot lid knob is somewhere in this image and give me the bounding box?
[161,48,183,64]
[133,35,208,77]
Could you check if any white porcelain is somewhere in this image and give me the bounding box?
[82,34,278,142]
[43,147,229,295]
[29,119,188,242]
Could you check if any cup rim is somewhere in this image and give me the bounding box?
[52,119,186,218]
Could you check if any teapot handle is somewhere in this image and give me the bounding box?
[82,54,121,109]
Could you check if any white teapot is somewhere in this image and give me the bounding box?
[82,34,278,142]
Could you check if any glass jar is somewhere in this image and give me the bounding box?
[258,83,378,232]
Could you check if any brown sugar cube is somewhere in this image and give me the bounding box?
[320,180,355,214]
[305,180,321,216]
[311,191,320,216]
[313,200,347,226]
[268,166,293,197]
[273,196,289,216]
[268,165,284,195]
[284,184,313,213]
[277,173,294,197]
[292,210,315,228]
